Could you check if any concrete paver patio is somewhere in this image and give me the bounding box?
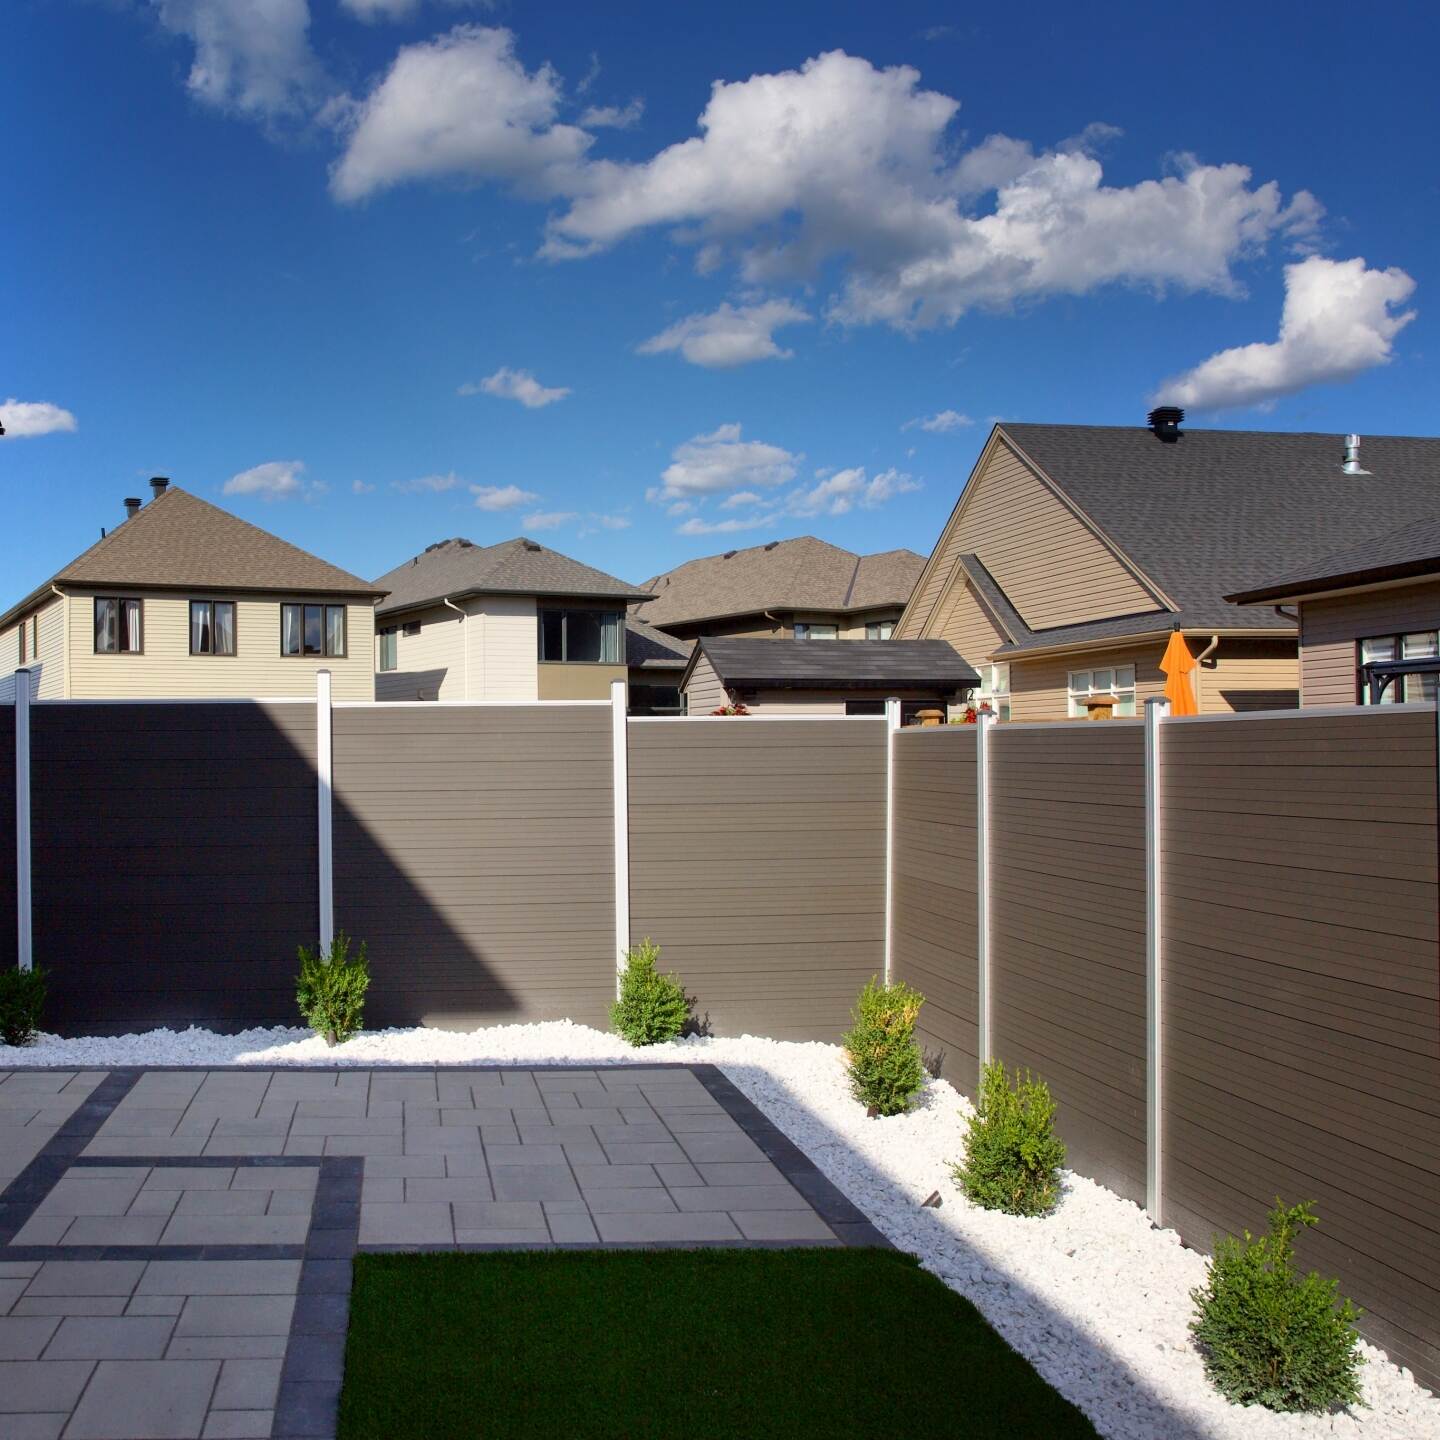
[0,1065,884,1439]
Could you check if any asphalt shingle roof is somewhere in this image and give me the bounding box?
[375,537,653,618]
[640,537,925,628]
[996,423,1440,650]
[691,637,978,690]
[626,615,692,669]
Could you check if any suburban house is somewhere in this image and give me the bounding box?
[0,478,384,701]
[624,615,691,715]
[639,537,925,643]
[895,414,1440,721]
[1227,510,1440,705]
[372,536,653,702]
[681,636,977,717]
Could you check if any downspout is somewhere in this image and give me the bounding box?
[1191,634,1219,711]
[442,597,468,699]
[51,585,68,699]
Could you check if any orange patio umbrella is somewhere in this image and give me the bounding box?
[1159,630,1199,715]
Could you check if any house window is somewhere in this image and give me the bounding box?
[189,600,236,656]
[538,608,623,663]
[16,624,24,664]
[30,614,38,658]
[865,621,894,640]
[974,662,1011,721]
[1359,632,1439,703]
[378,628,398,672]
[794,623,838,640]
[1067,664,1136,717]
[281,603,346,658]
[402,620,421,637]
[94,598,142,654]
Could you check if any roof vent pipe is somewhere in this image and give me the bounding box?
[149,476,170,500]
[1147,406,1184,442]
[123,497,141,521]
[1342,434,1370,475]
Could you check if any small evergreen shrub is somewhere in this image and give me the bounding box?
[953,1060,1066,1216]
[0,966,47,1047]
[296,932,370,1046]
[1190,1199,1365,1413]
[611,939,688,1046]
[841,977,926,1116]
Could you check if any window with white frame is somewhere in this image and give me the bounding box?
[794,623,838,639]
[1067,664,1136,717]
[973,662,1011,720]
[1359,632,1439,703]
[865,621,894,640]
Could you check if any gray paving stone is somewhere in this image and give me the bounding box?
[359,1179,402,1204]
[174,1190,272,1218]
[513,1123,599,1146]
[10,1216,72,1246]
[359,1155,443,1179]
[176,1296,295,1338]
[137,1262,300,1296]
[143,1169,235,1192]
[0,1360,95,1414]
[357,1203,453,1246]
[264,1190,314,1217]
[46,1315,175,1360]
[453,1229,555,1246]
[672,1185,810,1212]
[731,1211,837,1241]
[231,1169,317,1193]
[600,1142,688,1166]
[12,1298,129,1318]
[693,1161,787,1186]
[203,1135,286,1157]
[36,1176,147,1216]
[323,1135,402,1157]
[400,1127,479,1154]
[126,1295,185,1317]
[288,1116,400,1137]
[65,1358,219,1439]
[484,1144,567,1168]
[62,1216,169,1247]
[201,1411,273,1439]
[592,1212,742,1243]
[27,1263,145,1298]
[128,1190,182,1218]
[449,1202,545,1231]
[546,1214,599,1243]
[442,1152,491,1178]
[674,1134,767,1163]
[490,1168,580,1203]
[84,1137,207,1158]
[213,1357,282,1410]
[0,1263,42,1279]
[587,1124,673,1145]
[0,1411,67,1439]
[582,1189,679,1215]
[654,1162,704,1187]
[404,1178,491,1204]
[0,1315,60,1361]
[159,1214,309,1246]
[166,1336,287,1361]
[569,1164,661,1189]
[663,1113,747,1133]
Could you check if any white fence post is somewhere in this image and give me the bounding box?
[883,696,901,984]
[13,670,32,972]
[611,679,631,992]
[316,669,334,951]
[1144,696,1170,1225]
[975,708,997,1081]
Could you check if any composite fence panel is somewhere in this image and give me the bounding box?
[627,718,886,1041]
[890,727,979,1088]
[332,704,615,1029]
[30,701,318,1033]
[0,706,14,971]
[1161,707,1440,1389]
[989,722,1148,1205]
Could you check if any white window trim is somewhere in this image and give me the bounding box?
[1067,664,1137,718]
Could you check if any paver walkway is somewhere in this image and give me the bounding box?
[0,1065,884,1439]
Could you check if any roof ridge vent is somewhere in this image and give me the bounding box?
[521,538,542,551]
[1342,433,1371,475]
[723,549,737,559]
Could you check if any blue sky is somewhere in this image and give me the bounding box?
[4,2,1436,600]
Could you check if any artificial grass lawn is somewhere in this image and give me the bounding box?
[338,1247,1099,1439]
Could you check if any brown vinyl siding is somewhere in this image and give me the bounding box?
[332,704,614,1029]
[891,727,979,1082]
[1300,580,1440,705]
[990,722,1148,1204]
[29,701,319,1033]
[627,718,886,1040]
[1161,708,1440,1385]
[0,706,14,969]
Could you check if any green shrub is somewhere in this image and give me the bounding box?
[841,977,926,1116]
[296,932,370,1046]
[0,966,47,1047]
[611,939,688,1046]
[953,1060,1066,1216]
[1190,1199,1364,1413]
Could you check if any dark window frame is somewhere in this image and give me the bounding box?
[188,599,238,657]
[93,596,144,655]
[537,606,626,665]
[378,627,398,672]
[281,602,347,659]
[1356,630,1439,704]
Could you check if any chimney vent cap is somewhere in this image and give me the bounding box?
[1342,433,1370,475]
[1147,406,1185,441]
[149,476,170,498]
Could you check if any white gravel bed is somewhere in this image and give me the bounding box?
[5,1021,1436,1440]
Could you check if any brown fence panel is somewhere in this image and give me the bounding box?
[333,704,615,1030]
[990,721,1148,1205]
[0,706,14,971]
[31,701,318,1032]
[891,727,979,1089]
[1162,707,1440,1388]
[628,718,886,1041]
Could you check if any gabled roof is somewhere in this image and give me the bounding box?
[991,424,1440,650]
[640,537,925,628]
[375,537,652,618]
[0,485,382,630]
[683,637,978,692]
[626,615,692,670]
[1227,514,1440,605]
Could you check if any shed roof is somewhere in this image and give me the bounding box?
[685,636,977,691]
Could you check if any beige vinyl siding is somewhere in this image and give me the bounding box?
[65,589,376,700]
[1299,580,1440,706]
[900,436,1162,637]
[683,652,729,713]
[1195,637,1298,712]
[1009,642,1165,722]
[739,689,954,715]
[469,595,538,699]
[377,603,465,701]
[929,576,1010,668]
[1,595,66,700]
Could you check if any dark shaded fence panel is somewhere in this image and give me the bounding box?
[0,707,14,971]
[990,722,1148,1206]
[1161,708,1440,1388]
[31,701,318,1033]
[333,704,615,1030]
[891,727,979,1087]
[628,718,886,1041]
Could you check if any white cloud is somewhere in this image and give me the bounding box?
[592,513,631,529]
[719,490,767,509]
[461,366,571,408]
[471,483,540,510]
[655,423,798,502]
[786,466,920,516]
[638,299,810,368]
[340,0,497,22]
[579,99,643,130]
[329,26,591,202]
[676,515,774,536]
[352,479,376,493]
[150,0,323,123]
[522,509,578,530]
[223,459,308,500]
[393,471,461,493]
[903,408,973,432]
[1153,255,1417,412]
[0,399,78,440]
